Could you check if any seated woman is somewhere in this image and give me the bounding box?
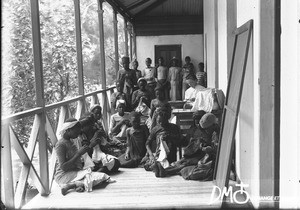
[179,113,220,181]
[54,118,114,195]
[79,114,120,174]
[152,110,208,178]
[118,112,149,168]
[109,100,131,148]
[143,108,182,175]
[149,86,170,130]
[131,78,152,110]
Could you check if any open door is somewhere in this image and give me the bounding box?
[154,45,182,68]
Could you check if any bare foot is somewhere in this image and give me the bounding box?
[61,183,76,196]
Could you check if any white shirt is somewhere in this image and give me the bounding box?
[184,85,205,101]
[109,112,130,135]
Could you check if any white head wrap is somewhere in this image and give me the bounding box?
[137,77,147,84]
[116,99,126,108]
[59,121,79,136]
[90,104,101,113]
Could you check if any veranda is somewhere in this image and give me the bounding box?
[2,0,300,209]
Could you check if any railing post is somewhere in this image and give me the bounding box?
[56,105,70,138]
[30,0,49,195]
[91,94,100,106]
[109,88,115,115]
[97,0,108,130]
[1,124,15,209]
[113,10,119,76]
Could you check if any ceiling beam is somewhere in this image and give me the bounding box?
[105,0,133,22]
[134,0,168,18]
[127,0,150,11]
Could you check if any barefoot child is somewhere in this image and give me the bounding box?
[144,108,182,176]
[149,86,170,130]
[79,114,120,174]
[118,112,149,168]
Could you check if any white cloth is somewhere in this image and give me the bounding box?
[72,137,95,170]
[71,168,111,192]
[135,97,150,116]
[191,88,214,112]
[92,145,118,171]
[157,136,170,169]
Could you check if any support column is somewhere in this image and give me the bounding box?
[132,26,137,60]
[97,0,108,130]
[128,23,133,60]
[124,19,129,57]
[259,0,280,208]
[113,10,119,76]
[74,0,86,118]
[74,0,84,96]
[30,0,49,196]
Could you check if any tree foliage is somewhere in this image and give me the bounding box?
[2,0,125,146]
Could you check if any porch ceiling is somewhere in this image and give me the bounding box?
[106,0,203,36]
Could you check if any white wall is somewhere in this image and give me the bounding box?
[136,35,203,71]
[205,0,300,208]
[280,0,300,208]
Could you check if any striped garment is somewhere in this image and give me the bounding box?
[196,71,207,87]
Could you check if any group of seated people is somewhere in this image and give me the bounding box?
[55,103,221,195]
[54,56,226,195]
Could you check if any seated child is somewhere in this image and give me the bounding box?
[89,104,108,140]
[152,110,208,178]
[131,78,152,110]
[110,80,129,112]
[149,86,170,130]
[109,100,131,147]
[143,108,182,175]
[79,114,120,174]
[118,112,149,168]
[54,118,114,195]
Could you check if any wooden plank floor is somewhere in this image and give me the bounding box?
[23,168,221,209]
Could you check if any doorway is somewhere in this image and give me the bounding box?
[154,45,182,68]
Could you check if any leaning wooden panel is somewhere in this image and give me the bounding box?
[213,20,253,191]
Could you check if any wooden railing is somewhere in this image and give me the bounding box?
[1,86,115,209]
